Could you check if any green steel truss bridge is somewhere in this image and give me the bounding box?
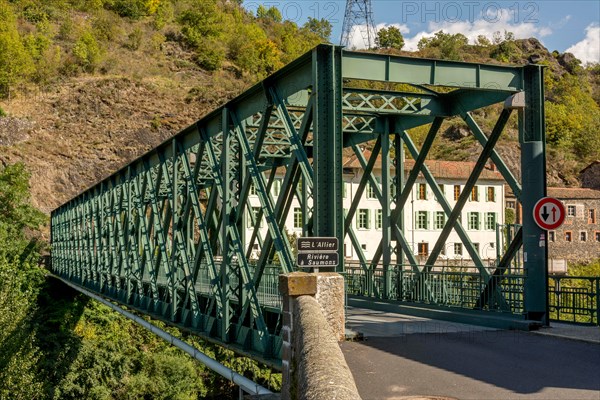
[50,44,548,366]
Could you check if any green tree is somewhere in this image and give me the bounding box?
[545,73,600,160]
[490,31,521,62]
[302,17,332,42]
[256,5,282,22]
[418,30,468,60]
[73,29,102,72]
[0,1,35,98]
[376,26,404,50]
[0,163,46,232]
[178,0,223,48]
[0,163,45,400]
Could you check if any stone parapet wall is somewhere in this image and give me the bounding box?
[279,272,361,400]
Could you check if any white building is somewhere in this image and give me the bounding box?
[245,157,505,264]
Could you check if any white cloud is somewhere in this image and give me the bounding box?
[566,24,600,65]
[402,7,552,51]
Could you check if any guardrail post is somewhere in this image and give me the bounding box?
[596,278,600,326]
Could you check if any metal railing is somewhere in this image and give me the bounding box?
[344,262,525,314]
[548,275,600,325]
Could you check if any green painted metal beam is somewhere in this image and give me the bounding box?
[521,65,548,323]
[342,50,524,91]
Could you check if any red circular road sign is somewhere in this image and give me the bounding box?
[533,197,566,230]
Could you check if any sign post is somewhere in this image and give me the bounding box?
[296,237,339,272]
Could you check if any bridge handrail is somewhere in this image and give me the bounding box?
[548,275,600,325]
[53,275,274,396]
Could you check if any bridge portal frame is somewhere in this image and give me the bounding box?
[51,44,547,365]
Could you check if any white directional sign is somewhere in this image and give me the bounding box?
[297,252,339,267]
[533,197,566,230]
[297,237,338,252]
[296,237,338,268]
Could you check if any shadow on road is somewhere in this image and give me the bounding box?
[342,329,600,399]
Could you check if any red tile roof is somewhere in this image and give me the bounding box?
[547,187,600,199]
[342,151,504,181]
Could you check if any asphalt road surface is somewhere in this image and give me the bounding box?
[341,330,600,400]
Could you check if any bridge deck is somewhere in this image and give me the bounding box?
[342,307,600,400]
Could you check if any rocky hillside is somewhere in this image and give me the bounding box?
[0,1,598,216]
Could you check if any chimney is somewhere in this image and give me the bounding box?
[488,160,496,171]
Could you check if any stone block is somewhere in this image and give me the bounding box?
[279,272,317,296]
[315,273,346,341]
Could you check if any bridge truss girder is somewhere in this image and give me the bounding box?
[51,45,547,365]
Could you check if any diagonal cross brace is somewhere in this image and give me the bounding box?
[463,113,522,201]
[476,227,523,310]
[422,109,512,270]
[399,129,510,309]
[350,138,435,301]
[369,117,444,269]
[204,129,270,346]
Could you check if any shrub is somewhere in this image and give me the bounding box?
[125,27,143,51]
[92,11,123,42]
[109,0,146,19]
[195,42,225,71]
[0,106,6,117]
[73,30,102,72]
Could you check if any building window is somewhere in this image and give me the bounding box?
[567,205,576,217]
[418,242,429,256]
[485,212,497,230]
[589,209,596,224]
[249,183,257,196]
[418,183,427,200]
[361,243,367,250]
[549,231,555,242]
[436,184,444,202]
[293,208,302,229]
[272,179,281,197]
[473,242,480,254]
[416,211,428,230]
[468,212,480,230]
[343,182,349,199]
[434,212,445,229]
[487,187,496,202]
[489,242,495,249]
[580,231,587,242]
[454,243,462,256]
[248,207,261,227]
[376,209,383,230]
[506,200,516,209]
[454,185,461,201]
[596,232,600,242]
[357,209,370,229]
[470,186,479,201]
[366,182,376,199]
[565,231,572,242]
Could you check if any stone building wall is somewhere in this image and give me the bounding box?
[548,196,600,264]
[580,161,600,190]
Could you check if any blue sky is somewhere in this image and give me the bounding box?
[244,1,600,64]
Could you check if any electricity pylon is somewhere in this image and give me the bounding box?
[340,0,377,49]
